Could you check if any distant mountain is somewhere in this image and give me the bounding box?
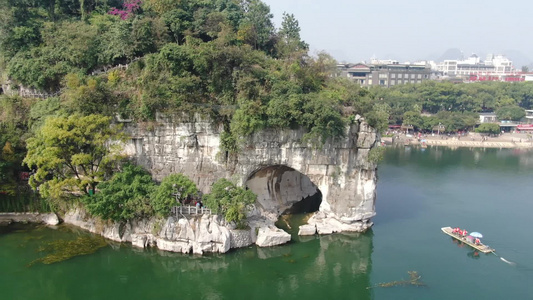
[436,48,463,61]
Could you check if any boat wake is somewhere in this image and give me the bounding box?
[492,252,517,266]
[500,257,517,266]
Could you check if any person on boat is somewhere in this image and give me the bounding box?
[475,238,481,245]
[462,230,468,238]
[466,235,475,244]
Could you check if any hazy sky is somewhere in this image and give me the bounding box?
[262,0,533,64]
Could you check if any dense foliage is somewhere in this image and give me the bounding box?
[1,0,382,148]
[23,114,126,207]
[83,164,156,221]
[0,95,50,211]
[1,96,30,196]
[475,123,501,135]
[150,173,198,217]
[496,105,525,121]
[203,178,256,227]
[82,165,200,221]
[372,81,533,132]
[4,0,533,219]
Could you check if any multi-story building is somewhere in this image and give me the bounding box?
[338,62,431,87]
[436,53,518,81]
[339,53,522,86]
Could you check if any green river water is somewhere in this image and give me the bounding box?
[2,146,533,299]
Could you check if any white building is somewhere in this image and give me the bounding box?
[436,53,515,77]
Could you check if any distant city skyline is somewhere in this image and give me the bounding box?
[262,0,533,66]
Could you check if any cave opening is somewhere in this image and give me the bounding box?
[282,190,322,215]
[245,164,322,217]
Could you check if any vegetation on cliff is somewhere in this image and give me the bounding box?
[150,173,198,217]
[23,114,126,208]
[82,164,156,221]
[0,0,381,217]
[203,178,256,227]
[4,0,533,219]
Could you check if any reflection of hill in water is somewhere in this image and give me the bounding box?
[5,223,374,299]
[133,230,374,299]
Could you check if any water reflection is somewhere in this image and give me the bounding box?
[2,224,374,300]
[449,237,486,260]
[384,146,533,173]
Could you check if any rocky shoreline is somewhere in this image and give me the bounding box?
[0,212,60,226]
[1,209,295,254]
[382,132,533,149]
[1,208,374,255]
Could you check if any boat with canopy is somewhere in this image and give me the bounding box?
[441,227,494,254]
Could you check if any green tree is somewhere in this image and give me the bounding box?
[496,105,525,121]
[61,74,117,116]
[237,0,274,52]
[420,115,439,132]
[0,142,17,196]
[402,111,423,130]
[23,114,126,203]
[475,123,501,135]
[0,95,32,198]
[275,12,308,58]
[83,164,156,221]
[27,97,63,133]
[365,103,390,133]
[203,178,256,228]
[151,173,198,217]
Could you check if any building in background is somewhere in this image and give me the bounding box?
[339,53,531,86]
[436,53,524,82]
[338,61,431,87]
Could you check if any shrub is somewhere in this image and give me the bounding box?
[83,164,156,221]
[151,173,198,217]
[203,178,256,228]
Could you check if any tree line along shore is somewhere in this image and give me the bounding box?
[382,131,533,149]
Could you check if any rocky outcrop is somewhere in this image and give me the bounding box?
[62,208,289,254]
[298,224,317,236]
[123,112,379,235]
[307,211,373,235]
[255,226,291,247]
[0,212,60,226]
[50,111,379,253]
[230,229,254,248]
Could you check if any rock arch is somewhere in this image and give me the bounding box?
[245,165,322,220]
[125,113,378,233]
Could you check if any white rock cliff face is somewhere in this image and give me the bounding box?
[123,112,378,236]
[55,112,379,254]
[3,112,378,254]
[69,112,380,253]
[63,208,255,254]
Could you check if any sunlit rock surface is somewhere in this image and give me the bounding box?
[123,112,379,236]
[0,212,60,226]
[255,226,291,247]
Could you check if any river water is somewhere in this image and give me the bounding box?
[2,147,533,299]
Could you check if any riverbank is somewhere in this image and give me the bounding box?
[382,132,533,149]
[0,212,60,226]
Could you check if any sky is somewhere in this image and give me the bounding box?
[262,0,533,65]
